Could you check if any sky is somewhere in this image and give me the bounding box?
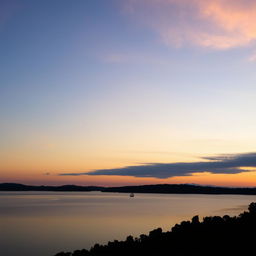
[1,0,256,187]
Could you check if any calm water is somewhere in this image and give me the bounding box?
[1,191,256,256]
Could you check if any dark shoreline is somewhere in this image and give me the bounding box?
[54,202,256,256]
[2,182,256,195]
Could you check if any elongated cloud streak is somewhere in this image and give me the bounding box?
[125,0,256,49]
[60,152,256,179]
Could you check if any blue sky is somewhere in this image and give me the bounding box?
[1,0,256,186]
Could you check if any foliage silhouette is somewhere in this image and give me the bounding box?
[54,203,256,256]
[4,183,256,195]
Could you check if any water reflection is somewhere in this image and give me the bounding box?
[1,192,255,256]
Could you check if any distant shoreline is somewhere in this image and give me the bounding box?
[2,183,256,195]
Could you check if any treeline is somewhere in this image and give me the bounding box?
[0,183,103,191]
[54,202,256,256]
[103,184,256,195]
[3,183,256,195]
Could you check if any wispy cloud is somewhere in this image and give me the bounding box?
[248,52,256,62]
[103,53,132,64]
[60,152,256,179]
[102,52,168,65]
[124,0,256,50]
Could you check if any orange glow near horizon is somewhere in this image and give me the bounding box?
[2,149,256,187]
[2,169,256,188]
[2,0,256,189]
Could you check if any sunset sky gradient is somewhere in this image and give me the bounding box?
[1,0,256,187]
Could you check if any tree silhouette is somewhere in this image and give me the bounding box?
[54,202,256,256]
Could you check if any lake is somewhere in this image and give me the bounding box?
[1,191,256,256]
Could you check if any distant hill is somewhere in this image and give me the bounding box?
[1,183,256,195]
[103,184,256,195]
[0,183,103,191]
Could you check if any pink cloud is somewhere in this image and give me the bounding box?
[248,52,256,62]
[125,0,256,49]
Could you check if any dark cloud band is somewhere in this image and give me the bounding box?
[60,152,256,179]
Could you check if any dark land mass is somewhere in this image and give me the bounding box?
[0,183,103,191]
[102,184,256,195]
[2,183,256,195]
[54,202,256,256]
